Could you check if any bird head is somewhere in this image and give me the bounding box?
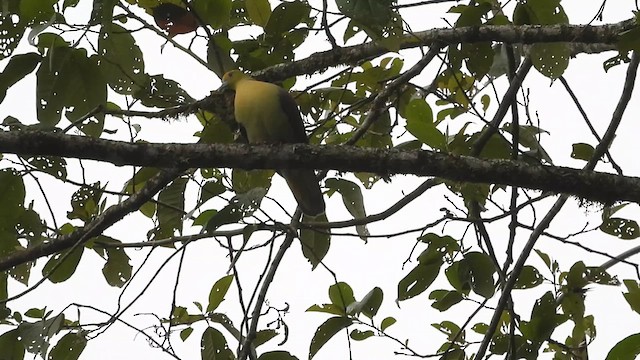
[220,70,250,91]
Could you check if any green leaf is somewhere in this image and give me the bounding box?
[205,203,244,231]
[350,329,374,341]
[491,334,538,357]
[42,247,84,283]
[63,0,81,9]
[404,99,445,149]
[471,323,488,334]
[200,180,226,205]
[0,273,7,318]
[99,23,148,95]
[324,178,368,240]
[355,12,403,52]
[530,42,570,79]
[520,291,560,342]
[67,182,103,223]
[348,287,383,318]
[380,317,396,331]
[192,0,232,28]
[102,246,132,287]
[397,234,456,301]
[481,94,490,111]
[431,320,463,342]
[336,0,394,26]
[254,329,278,347]
[300,212,330,269]
[513,265,544,289]
[0,329,25,360]
[134,74,194,107]
[600,217,640,240]
[197,111,236,143]
[397,261,442,301]
[606,333,640,360]
[232,169,273,194]
[584,266,619,286]
[153,176,188,240]
[617,27,640,53]
[24,308,46,319]
[245,0,271,27]
[67,53,107,136]
[200,327,233,360]
[0,52,41,103]
[309,317,352,359]
[571,143,595,161]
[207,274,234,312]
[0,9,27,60]
[124,167,160,194]
[463,42,493,78]
[18,314,65,356]
[25,156,67,180]
[258,351,299,360]
[429,290,464,311]
[513,0,568,25]
[623,280,640,315]
[445,260,471,295]
[194,209,217,227]
[306,304,345,316]
[0,170,25,224]
[265,1,310,34]
[465,252,496,298]
[206,33,236,79]
[37,46,107,131]
[19,0,55,23]
[209,313,242,341]
[180,327,194,341]
[452,2,491,26]
[90,0,117,26]
[328,282,355,312]
[47,333,86,360]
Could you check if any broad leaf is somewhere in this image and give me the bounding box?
[309,317,352,359]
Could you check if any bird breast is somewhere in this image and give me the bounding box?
[234,81,297,143]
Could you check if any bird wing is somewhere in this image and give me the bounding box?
[277,87,309,144]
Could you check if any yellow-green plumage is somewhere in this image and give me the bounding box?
[221,70,325,216]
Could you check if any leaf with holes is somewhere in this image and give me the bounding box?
[309,317,352,359]
[207,274,234,312]
[600,217,640,239]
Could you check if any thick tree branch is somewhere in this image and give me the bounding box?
[2,131,640,205]
[259,21,634,80]
[0,168,183,273]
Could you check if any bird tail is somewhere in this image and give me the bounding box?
[279,169,325,216]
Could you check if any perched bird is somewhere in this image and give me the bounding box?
[220,70,325,216]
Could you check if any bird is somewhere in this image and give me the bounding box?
[220,70,326,216]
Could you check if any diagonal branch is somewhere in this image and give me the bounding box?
[0,168,184,273]
[473,51,640,360]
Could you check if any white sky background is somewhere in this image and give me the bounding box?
[1,0,640,359]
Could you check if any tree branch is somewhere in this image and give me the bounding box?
[473,51,640,360]
[258,20,634,80]
[0,168,183,273]
[2,131,640,205]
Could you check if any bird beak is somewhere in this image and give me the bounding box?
[218,81,229,92]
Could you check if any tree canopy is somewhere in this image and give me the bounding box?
[1,0,640,359]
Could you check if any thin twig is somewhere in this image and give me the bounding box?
[474,51,640,360]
